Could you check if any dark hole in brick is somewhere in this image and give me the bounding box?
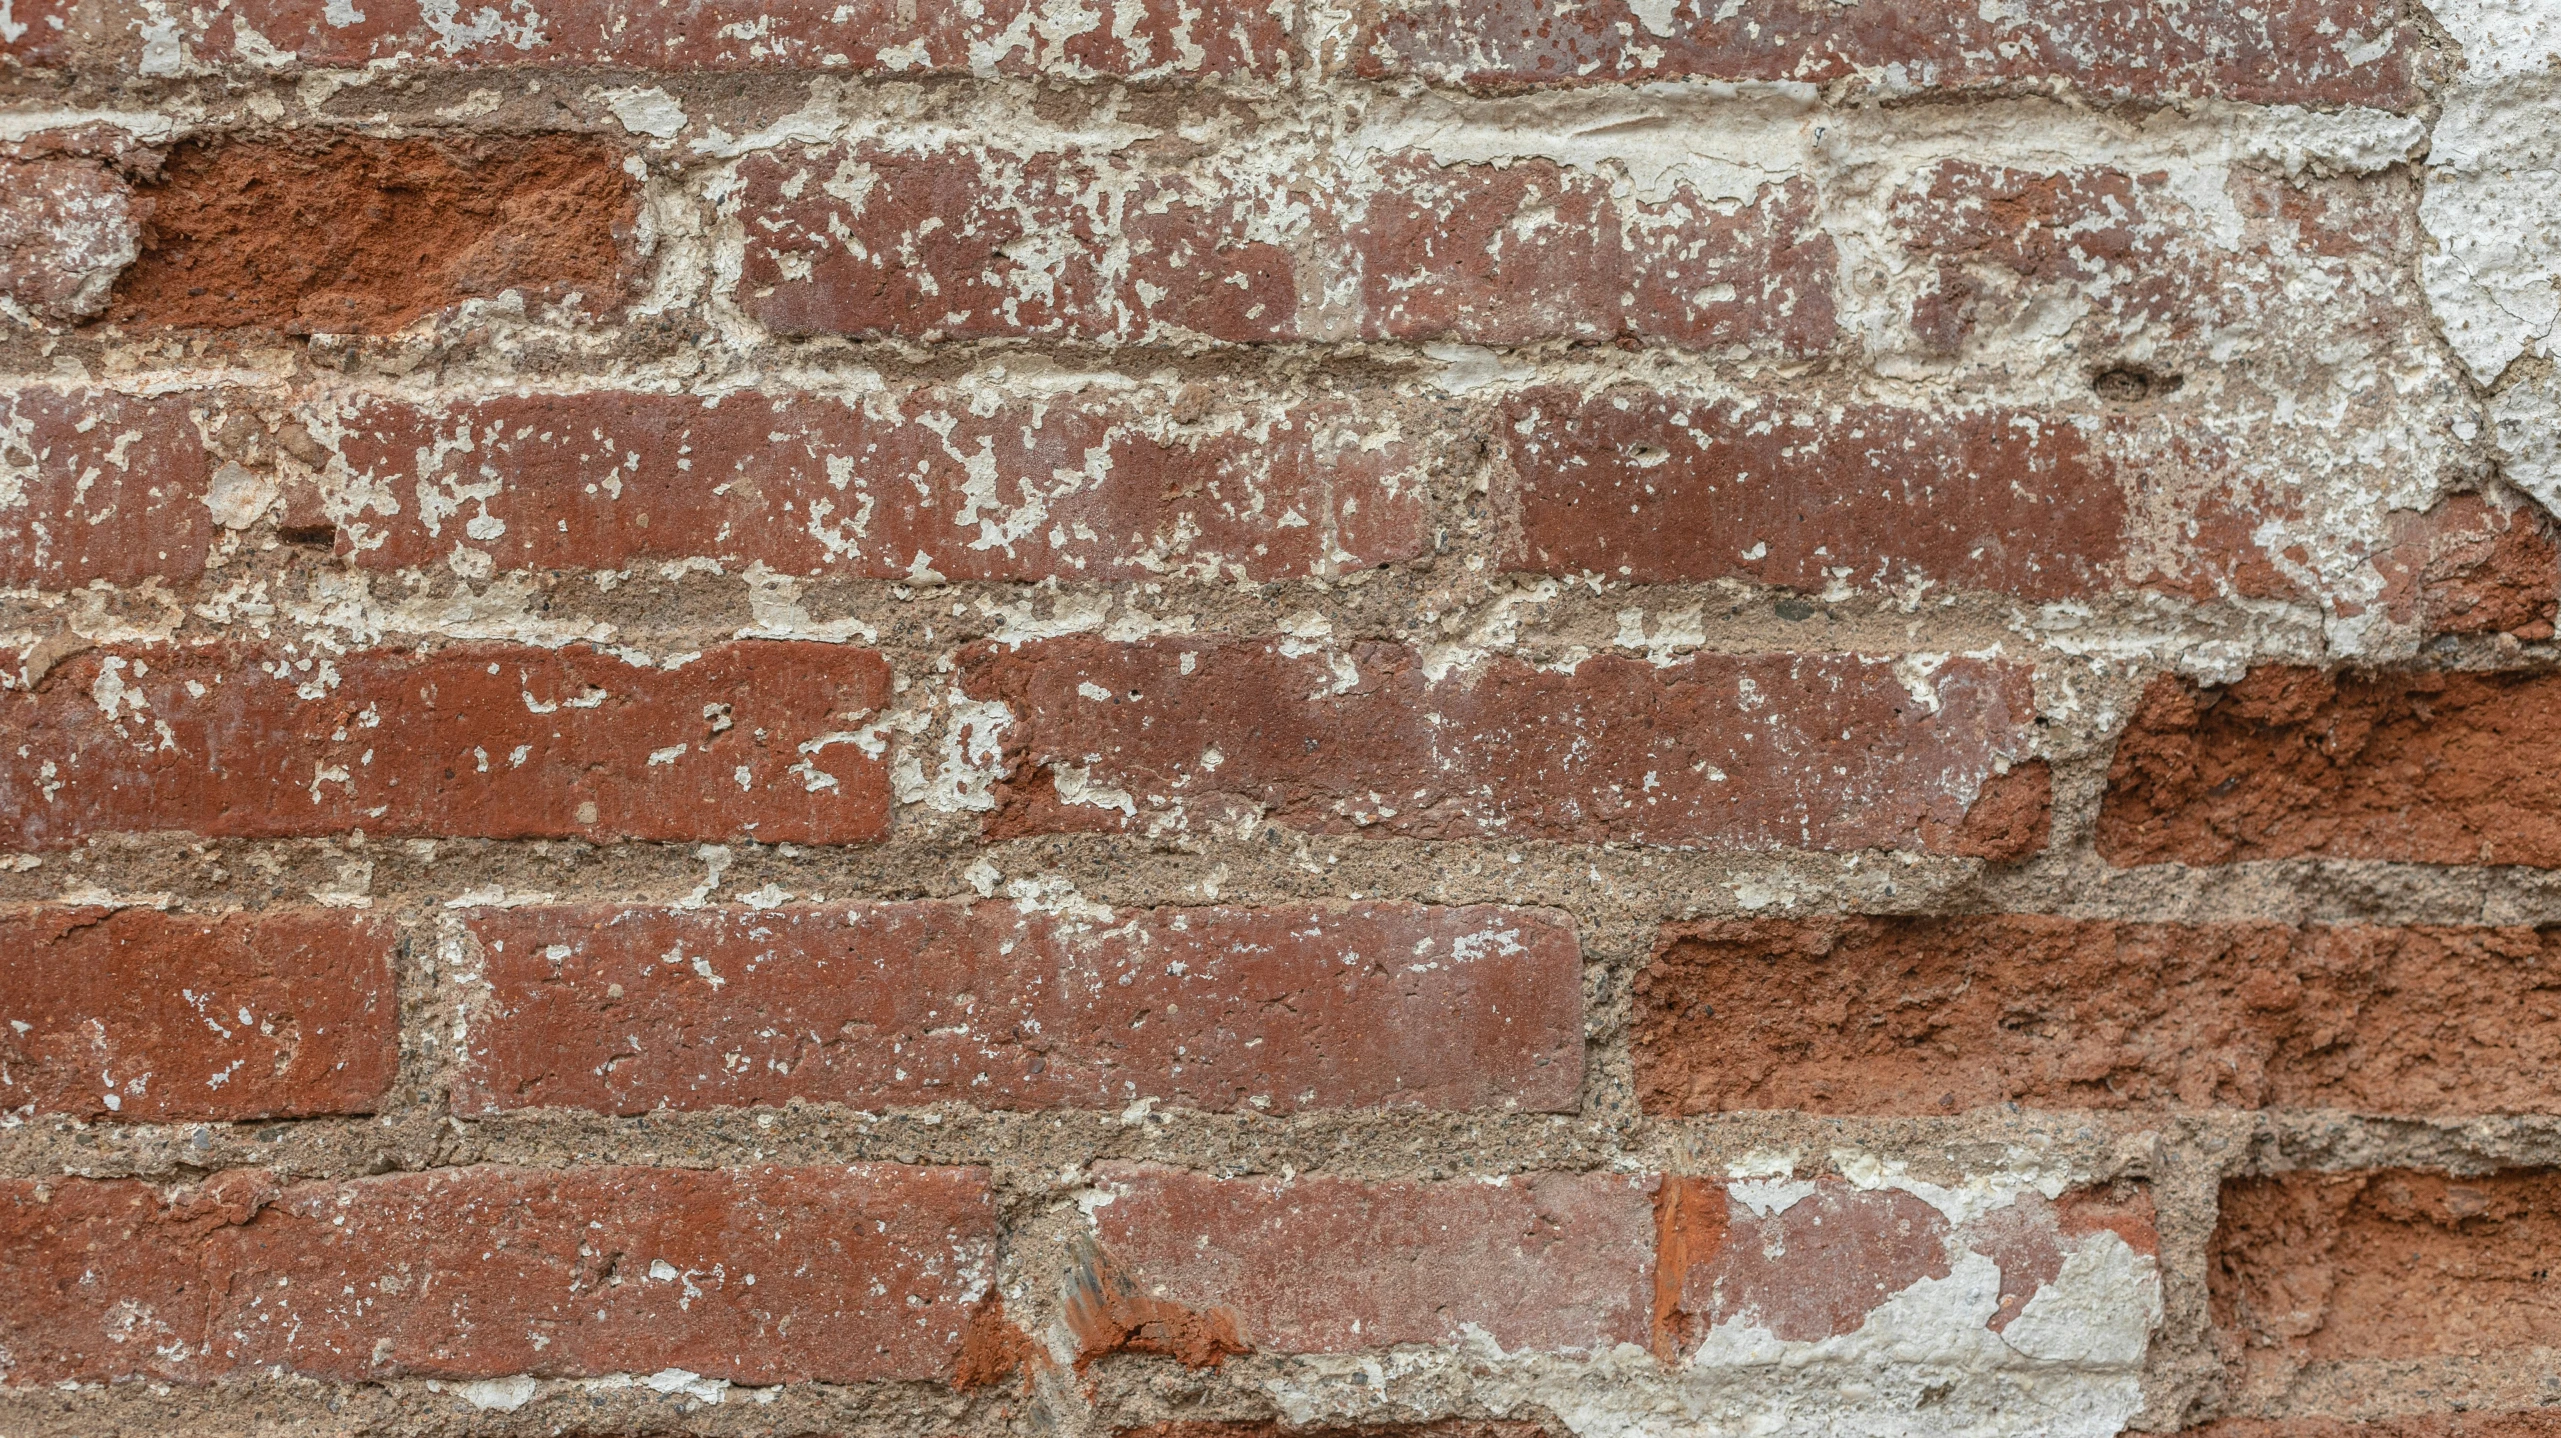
[278,525,338,549]
[2093,366,2183,403]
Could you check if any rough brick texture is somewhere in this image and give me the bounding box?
[2211,1169,2561,1362]
[2099,668,2561,868]
[0,907,396,1121]
[0,641,892,848]
[457,901,1582,1114]
[1636,918,2561,1117]
[110,139,637,332]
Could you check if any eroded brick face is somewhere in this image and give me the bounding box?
[456,901,1583,1114]
[2211,1170,2561,1362]
[109,138,637,332]
[1636,918,2561,1117]
[2098,669,2561,868]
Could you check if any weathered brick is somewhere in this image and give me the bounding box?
[2211,1169,2561,1362]
[1345,162,1833,355]
[1654,1178,2156,1356]
[308,387,1428,580]
[2193,1418,2561,1437]
[1353,0,2416,107]
[733,143,1297,343]
[0,907,396,1122]
[182,0,1291,78]
[108,138,636,333]
[1891,163,2426,369]
[456,901,1582,1115]
[0,389,210,588]
[2192,1414,2561,1425]
[0,641,891,848]
[1496,389,2121,598]
[1635,917,2561,1117]
[0,153,137,322]
[2097,668,2561,868]
[1124,1426,1559,1438]
[961,637,2039,851]
[2376,494,2560,638]
[1126,1414,1557,1425]
[731,145,1834,352]
[0,1163,992,1384]
[1076,1164,1655,1355]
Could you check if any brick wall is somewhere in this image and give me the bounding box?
[1,3,2557,1436]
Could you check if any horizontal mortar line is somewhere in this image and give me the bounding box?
[12,846,2561,927]
[0,70,2429,125]
[24,1106,2561,1181]
[0,591,2307,660]
[0,1108,2152,1183]
[0,346,2182,399]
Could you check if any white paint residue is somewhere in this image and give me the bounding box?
[1999,1233,2161,1366]
[1830,1150,2072,1226]
[600,86,687,139]
[1724,1178,1819,1217]
[641,1367,729,1403]
[455,1376,537,1412]
[2420,9,2561,518]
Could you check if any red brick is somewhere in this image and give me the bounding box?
[180,0,1290,77]
[1346,161,1832,355]
[0,153,137,322]
[733,145,1834,352]
[107,138,637,333]
[1497,389,2121,598]
[2211,1169,2561,1362]
[960,637,2039,851]
[2097,668,2561,868]
[734,143,1297,343]
[1079,1164,1655,1354]
[0,389,210,588]
[0,641,891,849]
[2193,1418,2561,1437]
[1635,917,2561,1117]
[310,387,1427,580]
[1353,0,2416,107]
[0,907,396,1122]
[1655,1178,2156,1355]
[2376,494,2560,638]
[457,901,1581,1115]
[0,1163,992,1384]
